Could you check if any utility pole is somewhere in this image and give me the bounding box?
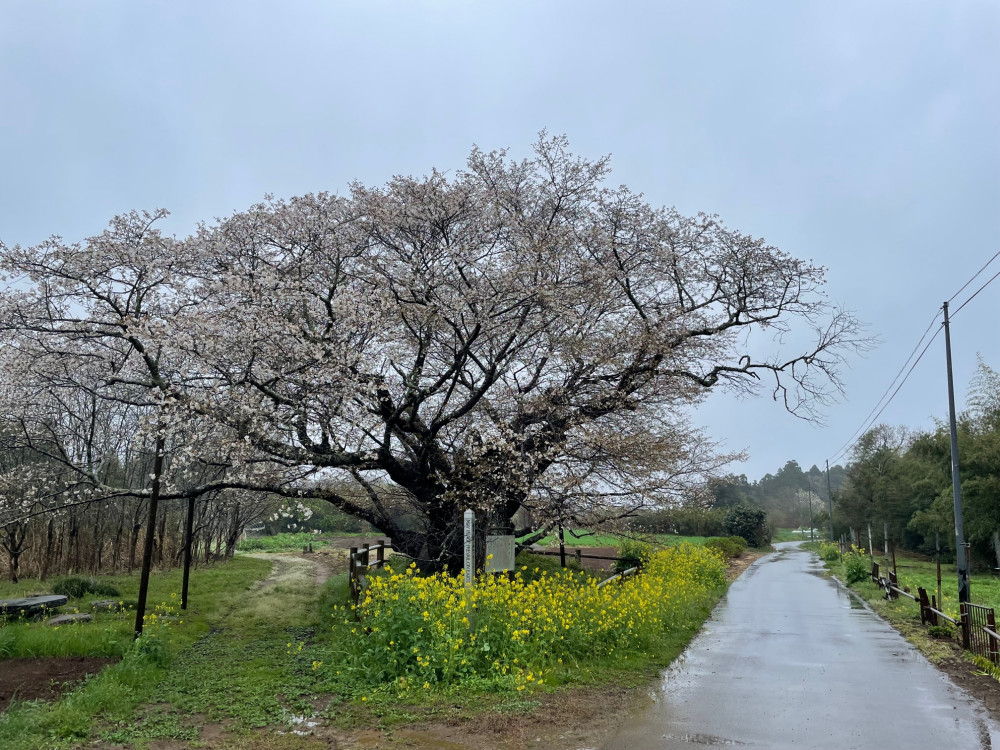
[942,301,970,605]
[806,477,815,542]
[825,460,834,542]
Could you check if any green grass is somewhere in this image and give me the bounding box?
[523,528,707,548]
[885,556,1000,616]
[808,546,1000,664]
[236,532,329,553]
[772,527,819,542]
[0,558,273,661]
[809,545,1000,617]
[0,542,736,748]
[0,556,273,749]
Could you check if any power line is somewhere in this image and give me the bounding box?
[827,247,1000,466]
[951,266,1000,318]
[948,247,1000,303]
[826,311,941,464]
[830,326,941,468]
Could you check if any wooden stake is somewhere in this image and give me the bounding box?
[134,429,165,640]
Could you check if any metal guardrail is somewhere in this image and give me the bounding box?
[885,572,917,601]
[596,567,639,588]
[929,606,957,627]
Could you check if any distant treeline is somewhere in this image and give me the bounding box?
[703,358,1000,570]
[702,462,847,531]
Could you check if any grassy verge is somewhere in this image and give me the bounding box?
[772,527,818,542]
[1,545,742,749]
[0,556,272,749]
[236,532,329,553]
[804,542,993,665]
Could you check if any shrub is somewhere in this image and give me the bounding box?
[842,546,869,584]
[514,551,580,579]
[346,543,726,692]
[724,503,770,547]
[629,507,727,536]
[51,576,120,599]
[818,542,840,562]
[615,538,654,572]
[705,536,747,559]
[927,624,955,640]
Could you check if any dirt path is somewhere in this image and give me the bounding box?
[245,552,319,587]
[213,553,327,631]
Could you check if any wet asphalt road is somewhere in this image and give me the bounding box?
[603,542,999,750]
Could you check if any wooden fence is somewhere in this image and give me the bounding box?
[528,548,620,565]
[348,541,640,607]
[348,540,390,605]
[870,560,1000,663]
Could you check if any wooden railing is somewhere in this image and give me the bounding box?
[529,548,620,565]
[349,540,391,605]
[866,564,999,663]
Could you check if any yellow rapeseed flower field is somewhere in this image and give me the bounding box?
[344,543,726,692]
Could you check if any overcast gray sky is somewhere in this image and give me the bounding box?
[2,1,998,481]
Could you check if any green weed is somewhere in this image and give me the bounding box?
[237,533,328,553]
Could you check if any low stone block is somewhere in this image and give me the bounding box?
[47,613,93,626]
[0,594,69,619]
[91,599,134,613]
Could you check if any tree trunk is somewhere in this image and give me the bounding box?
[112,516,124,571]
[39,518,55,581]
[2,523,27,583]
[9,549,20,583]
[224,502,242,559]
[91,508,104,574]
[128,500,145,572]
[155,503,168,565]
[53,522,65,577]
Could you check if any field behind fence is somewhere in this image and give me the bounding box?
[862,550,1000,665]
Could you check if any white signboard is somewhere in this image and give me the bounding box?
[463,509,475,588]
[485,535,515,573]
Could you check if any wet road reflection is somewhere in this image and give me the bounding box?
[602,542,998,750]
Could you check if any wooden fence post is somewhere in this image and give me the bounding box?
[377,540,385,568]
[349,546,358,604]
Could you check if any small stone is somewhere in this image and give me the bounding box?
[47,613,93,626]
[91,599,134,612]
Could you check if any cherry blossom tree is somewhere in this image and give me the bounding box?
[0,134,867,570]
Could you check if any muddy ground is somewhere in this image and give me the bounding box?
[0,656,116,708]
